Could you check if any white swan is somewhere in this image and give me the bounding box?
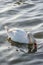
[5,26,37,53]
[5,26,35,44]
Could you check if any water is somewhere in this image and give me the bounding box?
[0,0,43,65]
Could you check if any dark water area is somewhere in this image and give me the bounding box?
[0,0,43,65]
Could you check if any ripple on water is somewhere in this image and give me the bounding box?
[0,0,43,65]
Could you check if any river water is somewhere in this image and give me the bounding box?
[0,0,43,65]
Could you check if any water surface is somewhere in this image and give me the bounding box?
[0,0,43,65]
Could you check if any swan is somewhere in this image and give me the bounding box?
[5,26,37,53]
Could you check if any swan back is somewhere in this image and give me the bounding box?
[8,29,29,44]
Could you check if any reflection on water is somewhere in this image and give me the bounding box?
[0,0,43,65]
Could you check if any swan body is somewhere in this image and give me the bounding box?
[5,26,37,53]
[5,26,35,44]
[7,28,29,44]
